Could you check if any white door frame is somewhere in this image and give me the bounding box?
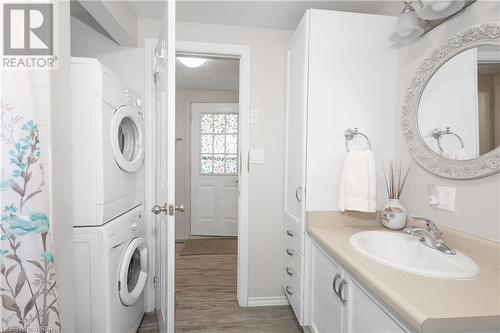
[177,40,251,307]
[144,40,251,310]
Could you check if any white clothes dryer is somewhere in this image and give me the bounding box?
[73,205,147,333]
[71,57,144,226]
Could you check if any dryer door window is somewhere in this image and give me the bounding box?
[119,237,148,306]
[111,106,144,173]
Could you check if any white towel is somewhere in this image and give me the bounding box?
[338,151,377,212]
[441,148,469,160]
[441,149,454,159]
[453,148,469,160]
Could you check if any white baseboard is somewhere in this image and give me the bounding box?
[246,296,289,307]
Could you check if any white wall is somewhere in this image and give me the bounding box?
[395,1,500,241]
[173,21,293,299]
[175,89,239,240]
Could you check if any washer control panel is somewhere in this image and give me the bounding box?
[129,206,144,234]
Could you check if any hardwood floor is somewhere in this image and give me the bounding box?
[137,241,302,333]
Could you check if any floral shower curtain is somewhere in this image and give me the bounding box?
[1,71,60,331]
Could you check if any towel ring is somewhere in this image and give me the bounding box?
[431,127,464,152]
[345,128,372,152]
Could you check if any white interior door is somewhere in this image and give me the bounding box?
[153,2,175,333]
[190,103,239,236]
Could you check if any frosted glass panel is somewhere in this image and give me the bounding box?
[199,112,239,175]
[214,135,225,154]
[226,134,237,154]
[226,114,238,133]
[201,154,213,174]
[213,115,225,133]
[213,155,225,174]
[201,114,213,133]
[226,155,237,174]
[201,135,213,154]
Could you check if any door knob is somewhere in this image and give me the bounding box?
[175,204,185,213]
[151,203,168,215]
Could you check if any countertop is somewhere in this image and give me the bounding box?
[307,211,500,333]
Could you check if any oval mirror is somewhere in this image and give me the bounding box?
[403,22,500,179]
[418,45,500,161]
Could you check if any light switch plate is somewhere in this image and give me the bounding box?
[428,185,456,212]
[250,149,264,164]
[250,109,260,124]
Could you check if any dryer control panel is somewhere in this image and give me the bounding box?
[124,88,142,110]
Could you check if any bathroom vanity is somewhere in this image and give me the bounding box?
[304,212,500,333]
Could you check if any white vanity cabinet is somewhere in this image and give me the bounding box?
[282,9,398,325]
[309,240,412,333]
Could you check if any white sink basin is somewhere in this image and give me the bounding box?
[350,231,480,280]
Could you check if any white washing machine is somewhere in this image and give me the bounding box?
[73,205,148,333]
[71,57,144,226]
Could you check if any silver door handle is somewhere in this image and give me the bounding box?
[168,204,185,215]
[152,203,168,215]
[285,286,293,296]
[285,267,293,276]
[338,279,347,304]
[286,230,294,237]
[286,248,293,256]
[332,273,341,296]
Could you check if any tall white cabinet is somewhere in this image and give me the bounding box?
[282,9,398,326]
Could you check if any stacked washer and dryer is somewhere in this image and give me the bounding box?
[71,58,148,333]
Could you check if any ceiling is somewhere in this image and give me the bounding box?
[129,1,401,30]
[176,56,239,91]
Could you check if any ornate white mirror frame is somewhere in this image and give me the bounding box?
[402,22,500,179]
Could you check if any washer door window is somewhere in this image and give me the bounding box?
[111,106,144,173]
[118,237,148,306]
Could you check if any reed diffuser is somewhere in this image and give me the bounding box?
[381,161,411,230]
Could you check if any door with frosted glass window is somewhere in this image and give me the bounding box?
[191,103,239,236]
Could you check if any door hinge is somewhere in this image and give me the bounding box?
[153,276,157,288]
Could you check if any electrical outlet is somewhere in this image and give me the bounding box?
[428,185,456,212]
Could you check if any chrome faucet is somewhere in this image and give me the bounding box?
[404,216,456,255]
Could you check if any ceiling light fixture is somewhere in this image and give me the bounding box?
[392,0,475,44]
[177,57,208,68]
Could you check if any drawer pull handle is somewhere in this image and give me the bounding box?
[332,273,341,296]
[338,279,347,304]
[285,286,293,296]
[285,267,293,276]
[295,186,303,202]
[286,248,293,256]
[286,230,294,237]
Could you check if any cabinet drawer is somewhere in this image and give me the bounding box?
[283,239,303,276]
[282,263,302,296]
[283,219,304,254]
[282,276,302,324]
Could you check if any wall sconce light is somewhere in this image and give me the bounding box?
[392,0,476,45]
